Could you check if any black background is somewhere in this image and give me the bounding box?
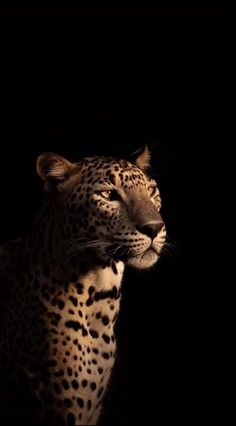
[0,5,235,425]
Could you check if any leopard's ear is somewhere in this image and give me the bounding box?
[132,145,151,172]
[36,152,77,191]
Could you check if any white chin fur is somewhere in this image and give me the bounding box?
[127,248,159,269]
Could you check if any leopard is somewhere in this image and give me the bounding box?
[0,145,166,425]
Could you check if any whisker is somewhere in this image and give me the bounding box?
[161,246,175,263]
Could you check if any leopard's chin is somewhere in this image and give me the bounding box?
[126,247,159,269]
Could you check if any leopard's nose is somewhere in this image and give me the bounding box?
[136,222,164,240]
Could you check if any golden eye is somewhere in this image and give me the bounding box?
[147,186,157,197]
[100,190,112,200]
[98,190,120,201]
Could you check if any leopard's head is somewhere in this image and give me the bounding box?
[36,146,166,269]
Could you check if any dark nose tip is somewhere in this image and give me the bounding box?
[136,222,164,240]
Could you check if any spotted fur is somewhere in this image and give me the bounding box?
[0,146,166,425]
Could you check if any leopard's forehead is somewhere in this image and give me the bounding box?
[75,156,149,188]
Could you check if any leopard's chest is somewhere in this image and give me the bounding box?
[33,261,124,422]
[0,253,124,425]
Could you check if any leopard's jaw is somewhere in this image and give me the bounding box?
[127,247,159,269]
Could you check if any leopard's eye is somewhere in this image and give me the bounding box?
[147,186,158,197]
[100,190,112,200]
[99,190,120,201]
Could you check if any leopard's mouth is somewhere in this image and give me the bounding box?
[104,240,162,268]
